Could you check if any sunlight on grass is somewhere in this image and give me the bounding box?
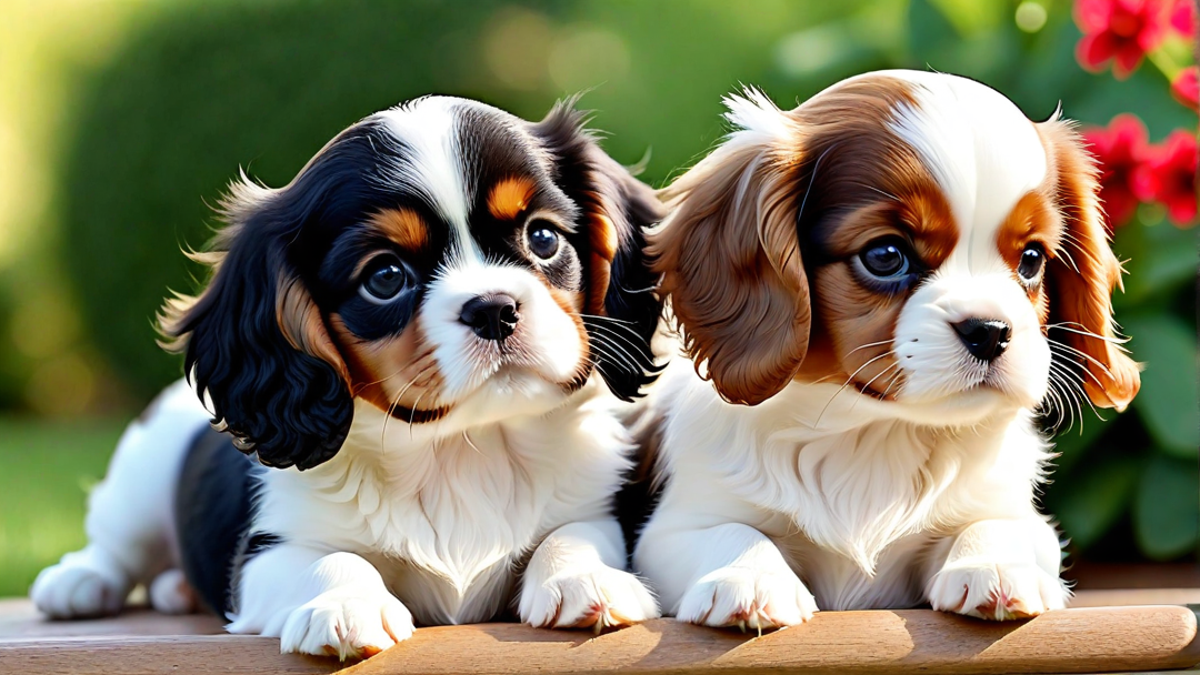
[0,417,125,597]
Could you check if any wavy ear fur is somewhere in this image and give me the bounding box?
[1039,117,1141,411]
[159,129,373,470]
[648,90,810,406]
[529,102,665,401]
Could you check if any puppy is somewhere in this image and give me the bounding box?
[633,70,1140,628]
[31,96,664,658]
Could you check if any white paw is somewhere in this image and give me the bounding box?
[279,590,414,661]
[677,565,817,631]
[30,553,129,619]
[149,569,196,615]
[520,566,660,632]
[928,561,1067,621]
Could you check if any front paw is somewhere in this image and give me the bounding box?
[31,556,128,619]
[520,566,660,632]
[928,561,1067,621]
[677,565,817,631]
[279,590,414,661]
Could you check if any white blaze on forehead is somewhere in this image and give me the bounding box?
[377,96,479,260]
[876,70,1047,270]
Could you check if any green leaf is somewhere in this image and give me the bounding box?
[1052,455,1142,550]
[1048,410,1114,476]
[1113,224,1196,306]
[1123,315,1200,458]
[1133,454,1200,560]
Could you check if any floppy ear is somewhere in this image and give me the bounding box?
[160,138,363,470]
[1038,117,1141,411]
[530,102,665,401]
[648,90,810,406]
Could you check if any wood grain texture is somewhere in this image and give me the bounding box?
[1,595,1198,674]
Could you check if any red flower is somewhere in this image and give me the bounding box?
[1075,0,1171,79]
[1170,0,1197,37]
[1083,114,1151,228]
[1172,66,1199,110]
[1135,130,1199,226]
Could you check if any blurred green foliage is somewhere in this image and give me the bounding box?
[19,0,1195,577]
[0,418,124,596]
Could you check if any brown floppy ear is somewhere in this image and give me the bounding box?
[649,90,809,406]
[1038,117,1141,411]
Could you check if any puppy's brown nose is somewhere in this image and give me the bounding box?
[460,294,520,342]
[952,318,1011,362]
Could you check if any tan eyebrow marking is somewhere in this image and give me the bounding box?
[995,190,1060,269]
[487,177,537,220]
[369,208,428,251]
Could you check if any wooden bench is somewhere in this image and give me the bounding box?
[2,589,1199,674]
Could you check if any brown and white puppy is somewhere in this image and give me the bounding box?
[31,96,663,659]
[633,70,1139,629]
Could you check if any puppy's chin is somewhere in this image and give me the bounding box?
[455,366,579,422]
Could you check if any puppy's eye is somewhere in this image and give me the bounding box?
[1018,243,1045,282]
[527,221,560,260]
[859,238,912,279]
[360,259,410,303]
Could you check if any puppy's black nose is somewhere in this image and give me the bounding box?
[952,318,1011,362]
[460,294,520,342]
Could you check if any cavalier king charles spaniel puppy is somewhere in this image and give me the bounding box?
[31,96,663,659]
[631,70,1140,629]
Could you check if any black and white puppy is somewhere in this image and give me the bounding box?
[31,96,663,659]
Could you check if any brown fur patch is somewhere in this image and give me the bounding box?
[585,214,619,314]
[996,191,1061,270]
[327,314,446,418]
[276,273,350,383]
[369,208,428,252]
[1035,119,1140,410]
[487,177,537,220]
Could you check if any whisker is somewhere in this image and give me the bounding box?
[1045,322,1130,345]
[846,338,894,356]
[814,350,895,428]
[1048,339,1115,380]
[381,364,434,450]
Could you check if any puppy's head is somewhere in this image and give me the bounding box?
[161,97,662,470]
[651,71,1139,421]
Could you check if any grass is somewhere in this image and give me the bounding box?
[0,417,126,597]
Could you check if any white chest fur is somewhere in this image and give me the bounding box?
[656,363,1050,610]
[252,392,631,625]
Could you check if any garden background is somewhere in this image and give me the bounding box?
[0,0,1195,596]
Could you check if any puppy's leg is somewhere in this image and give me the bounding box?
[519,519,659,631]
[31,380,209,618]
[228,546,413,661]
[636,522,816,630]
[926,517,1068,620]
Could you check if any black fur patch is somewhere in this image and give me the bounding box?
[174,426,264,616]
[613,409,668,560]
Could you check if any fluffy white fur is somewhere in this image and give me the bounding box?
[635,72,1073,629]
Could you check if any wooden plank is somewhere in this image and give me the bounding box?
[1070,588,1200,608]
[1,605,1197,675]
[0,635,338,675]
[0,599,224,639]
[4,588,1194,640]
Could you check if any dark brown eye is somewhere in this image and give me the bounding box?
[527,222,560,260]
[1018,243,1045,282]
[361,259,409,302]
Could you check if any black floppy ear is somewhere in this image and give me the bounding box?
[160,129,372,470]
[529,101,666,400]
